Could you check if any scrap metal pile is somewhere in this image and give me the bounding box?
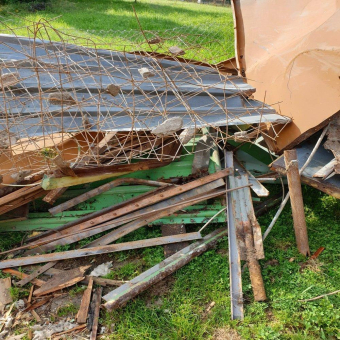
[0,0,339,337]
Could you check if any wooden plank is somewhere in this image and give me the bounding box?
[103,229,227,310]
[0,277,12,313]
[33,266,90,296]
[2,269,45,287]
[28,285,34,303]
[42,187,67,205]
[44,268,125,287]
[16,261,58,287]
[0,233,203,269]
[49,178,169,215]
[77,277,93,324]
[313,159,336,178]
[90,287,102,340]
[284,150,310,256]
[31,309,41,323]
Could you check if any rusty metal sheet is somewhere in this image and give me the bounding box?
[225,151,244,320]
[232,0,340,152]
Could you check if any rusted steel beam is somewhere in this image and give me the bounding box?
[82,182,225,248]
[225,151,244,320]
[25,168,231,249]
[25,186,165,245]
[49,178,170,215]
[103,228,227,310]
[24,180,224,255]
[0,233,202,269]
[284,150,310,256]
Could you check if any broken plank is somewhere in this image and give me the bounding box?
[42,187,67,205]
[43,268,125,286]
[313,159,336,178]
[2,269,45,287]
[0,233,203,269]
[53,324,87,337]
[77,277,93,324]
[0,277,12,313]
[23,296,52,312]
[16,261,58,287]
[33,266,90,296]
[30,309,41,323]
[49,178,169,215]
[103,228,227,310]
[90,287,102,340]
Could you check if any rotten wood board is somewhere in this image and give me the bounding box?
[0,233,203,269]
[42,187,67,205]
[15,261,58,287]
[90,287,102,340]
[0,277,12,313]
[33,265,90,296]
[103,228,227,310]
[44,268,125,287]
[77,277,93,324]
[2,269,45,287]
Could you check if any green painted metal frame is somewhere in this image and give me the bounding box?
[0,136,226,232]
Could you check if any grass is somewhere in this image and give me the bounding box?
[0,0,234,62]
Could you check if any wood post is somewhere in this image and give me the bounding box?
[284,150,310,256]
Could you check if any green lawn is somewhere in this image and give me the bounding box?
[0,0,234,63]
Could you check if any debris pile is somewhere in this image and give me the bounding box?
[0,3,339,336]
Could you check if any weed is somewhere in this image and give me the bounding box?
[57,303,78,317]
[69,285,86,297]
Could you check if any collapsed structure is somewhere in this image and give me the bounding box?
[0,1,339,337]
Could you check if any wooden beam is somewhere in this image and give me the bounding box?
[0,233,202,269]
[77,277,93,324]
[284,150,310,256]
[90,287,102,340]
